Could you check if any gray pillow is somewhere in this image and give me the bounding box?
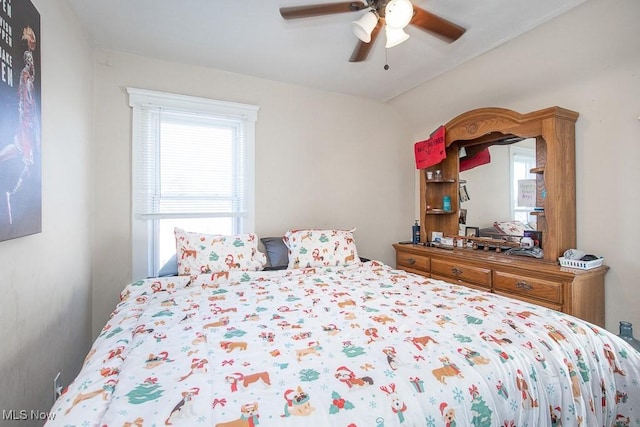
[260,237,289,268]
[157,254,178,277]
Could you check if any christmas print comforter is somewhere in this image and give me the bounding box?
[48,261,640,427]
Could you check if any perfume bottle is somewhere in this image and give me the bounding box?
[618,321,640,352]
[442,195,451,212]
[412,220,421,244]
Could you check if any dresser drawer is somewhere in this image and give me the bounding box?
[396,251,430,273]
[493,271,562,304]
[494,291,562,312]
[431,259,491,288]
[431,274,490,291]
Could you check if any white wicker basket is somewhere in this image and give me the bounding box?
[558,256,604,270]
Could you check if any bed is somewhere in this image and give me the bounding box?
[47,229,640,427]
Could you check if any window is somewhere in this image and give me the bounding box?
[128,88,259,279]
[509,142,536,227]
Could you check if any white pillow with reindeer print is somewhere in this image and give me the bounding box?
[283,228,359,269]
[174,227,266,276]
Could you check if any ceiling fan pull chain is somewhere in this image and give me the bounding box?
[384,48,390,70]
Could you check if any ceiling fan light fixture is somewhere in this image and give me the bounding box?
[351,10,378,43]
[385,26,410,48]
[384,0,413,29]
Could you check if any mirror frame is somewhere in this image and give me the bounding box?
[421,106,579,262]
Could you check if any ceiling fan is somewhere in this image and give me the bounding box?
[279,0,466,62]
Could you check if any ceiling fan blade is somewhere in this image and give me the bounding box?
[280,2,367,19]
[349,18,383,62]
[410,6,466,43]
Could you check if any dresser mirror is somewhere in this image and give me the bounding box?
[459,138,537,230]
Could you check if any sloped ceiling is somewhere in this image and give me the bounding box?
[67,0,586,102]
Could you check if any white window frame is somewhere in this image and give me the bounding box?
[509,143,536,225]
[128,88,259,279]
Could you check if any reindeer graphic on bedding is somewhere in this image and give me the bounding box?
[47,261,640,426]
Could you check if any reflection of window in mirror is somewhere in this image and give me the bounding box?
[509,142,536,228]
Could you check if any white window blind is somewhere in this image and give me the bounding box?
[134,108,247,219]
[128,88,259,279]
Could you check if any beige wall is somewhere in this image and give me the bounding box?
[0,0,94,420]
[91,51,415,336]
[391,0,640,331]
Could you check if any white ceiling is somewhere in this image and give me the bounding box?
[66,0,586,102]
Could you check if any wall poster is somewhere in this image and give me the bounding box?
[517,179,537,208]
[0,0,41,242]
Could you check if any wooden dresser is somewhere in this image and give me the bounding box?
[403,106,609,327]
[394,243,608,327]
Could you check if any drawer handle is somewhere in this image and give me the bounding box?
[451,267,463,275]
[407,258,416,265]
[515,280,533,291]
